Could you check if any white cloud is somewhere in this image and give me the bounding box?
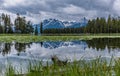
[113,0,120,15]
[86,10,97,19]
[0,0,118,23]
[3,0,27,7]
[0,10,40,24]
[0,10,16,23]
[96,0,112,6]
[20,11,58,23]
[60,4,86,15]
[58,4,97,19]
[2,0,51,8]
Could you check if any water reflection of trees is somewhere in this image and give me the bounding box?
[1,43,11,56]
[86,38,120,50]
[0,39,119,56]
[0,43,32,56]
[15,43,32,56]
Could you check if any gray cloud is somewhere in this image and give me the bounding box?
[0,0,119,23]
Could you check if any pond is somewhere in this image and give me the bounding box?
[0,38,120,75]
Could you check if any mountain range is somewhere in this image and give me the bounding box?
[33,18,88,32]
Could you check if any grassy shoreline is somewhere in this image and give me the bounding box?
[0,33,120,43]
[5,57,120,76]
[0,34,120,43]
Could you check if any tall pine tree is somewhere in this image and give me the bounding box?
[40,22,43,35]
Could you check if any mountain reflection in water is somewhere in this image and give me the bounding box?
[0,38,119,60]
[0,38,120,75]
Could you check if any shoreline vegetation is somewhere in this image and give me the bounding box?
[0,33,119,43]
[5,56,120,76]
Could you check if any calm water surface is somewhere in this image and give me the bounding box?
[0,38,120,75]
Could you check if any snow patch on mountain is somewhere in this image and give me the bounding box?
[32,18,88,32]
[43,18,65,29]
[42,18,88,29]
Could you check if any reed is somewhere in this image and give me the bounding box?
[4,57,120,76]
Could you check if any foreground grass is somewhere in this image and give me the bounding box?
[5,57,120,76]
[0,33,120,43]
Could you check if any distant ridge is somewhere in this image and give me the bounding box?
[33,18,88,33]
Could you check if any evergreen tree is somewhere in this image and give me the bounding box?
[7,24,13,34]
[107,15,112,33]
[14,13,27,33]
[26,21,34,34]
[0,13,12,33]
[35,25,38,35]
[40,22,43,34]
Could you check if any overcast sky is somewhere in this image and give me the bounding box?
[0,0,120,23]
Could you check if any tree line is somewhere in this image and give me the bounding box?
[1,13,120,35]
[0,13,42,34]
[43,15,120,34]
[84,15,120,33]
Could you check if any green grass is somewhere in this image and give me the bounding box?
[0,33,120,43]
[4,57,120,76]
